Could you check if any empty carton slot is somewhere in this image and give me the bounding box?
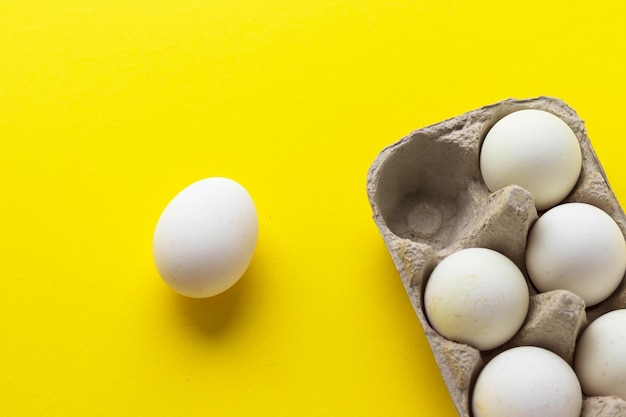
[374,129,482,251]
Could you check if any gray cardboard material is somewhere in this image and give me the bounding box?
[366,97,626,417]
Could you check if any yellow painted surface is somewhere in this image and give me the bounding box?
[1,1,625,415]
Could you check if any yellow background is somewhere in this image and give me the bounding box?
[2,1,626,416]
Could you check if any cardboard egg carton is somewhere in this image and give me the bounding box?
[366,97,626,417]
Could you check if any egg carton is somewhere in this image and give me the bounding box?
[366,97,626,417]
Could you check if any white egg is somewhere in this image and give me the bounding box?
[152,177,258,298]
[480,109,582,211]
[423,248,529,351]
[525,202,626,306]
[575,309,626,400]
[472,346,582,417]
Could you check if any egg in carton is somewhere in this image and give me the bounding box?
[366,97,626,417]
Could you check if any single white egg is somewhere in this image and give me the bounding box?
[480,109,582,211]
[575,309,626,400]
[472,346,582,417]
[525,202,626,306]
[152,177,259,298]
[423,248,529,351]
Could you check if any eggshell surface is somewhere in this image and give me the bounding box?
[152,177,259,298]
[480,109,582,210]
[575,309,626,400]
[525,202,626,306]
[423,248,529,351]
[472,346,582,417]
